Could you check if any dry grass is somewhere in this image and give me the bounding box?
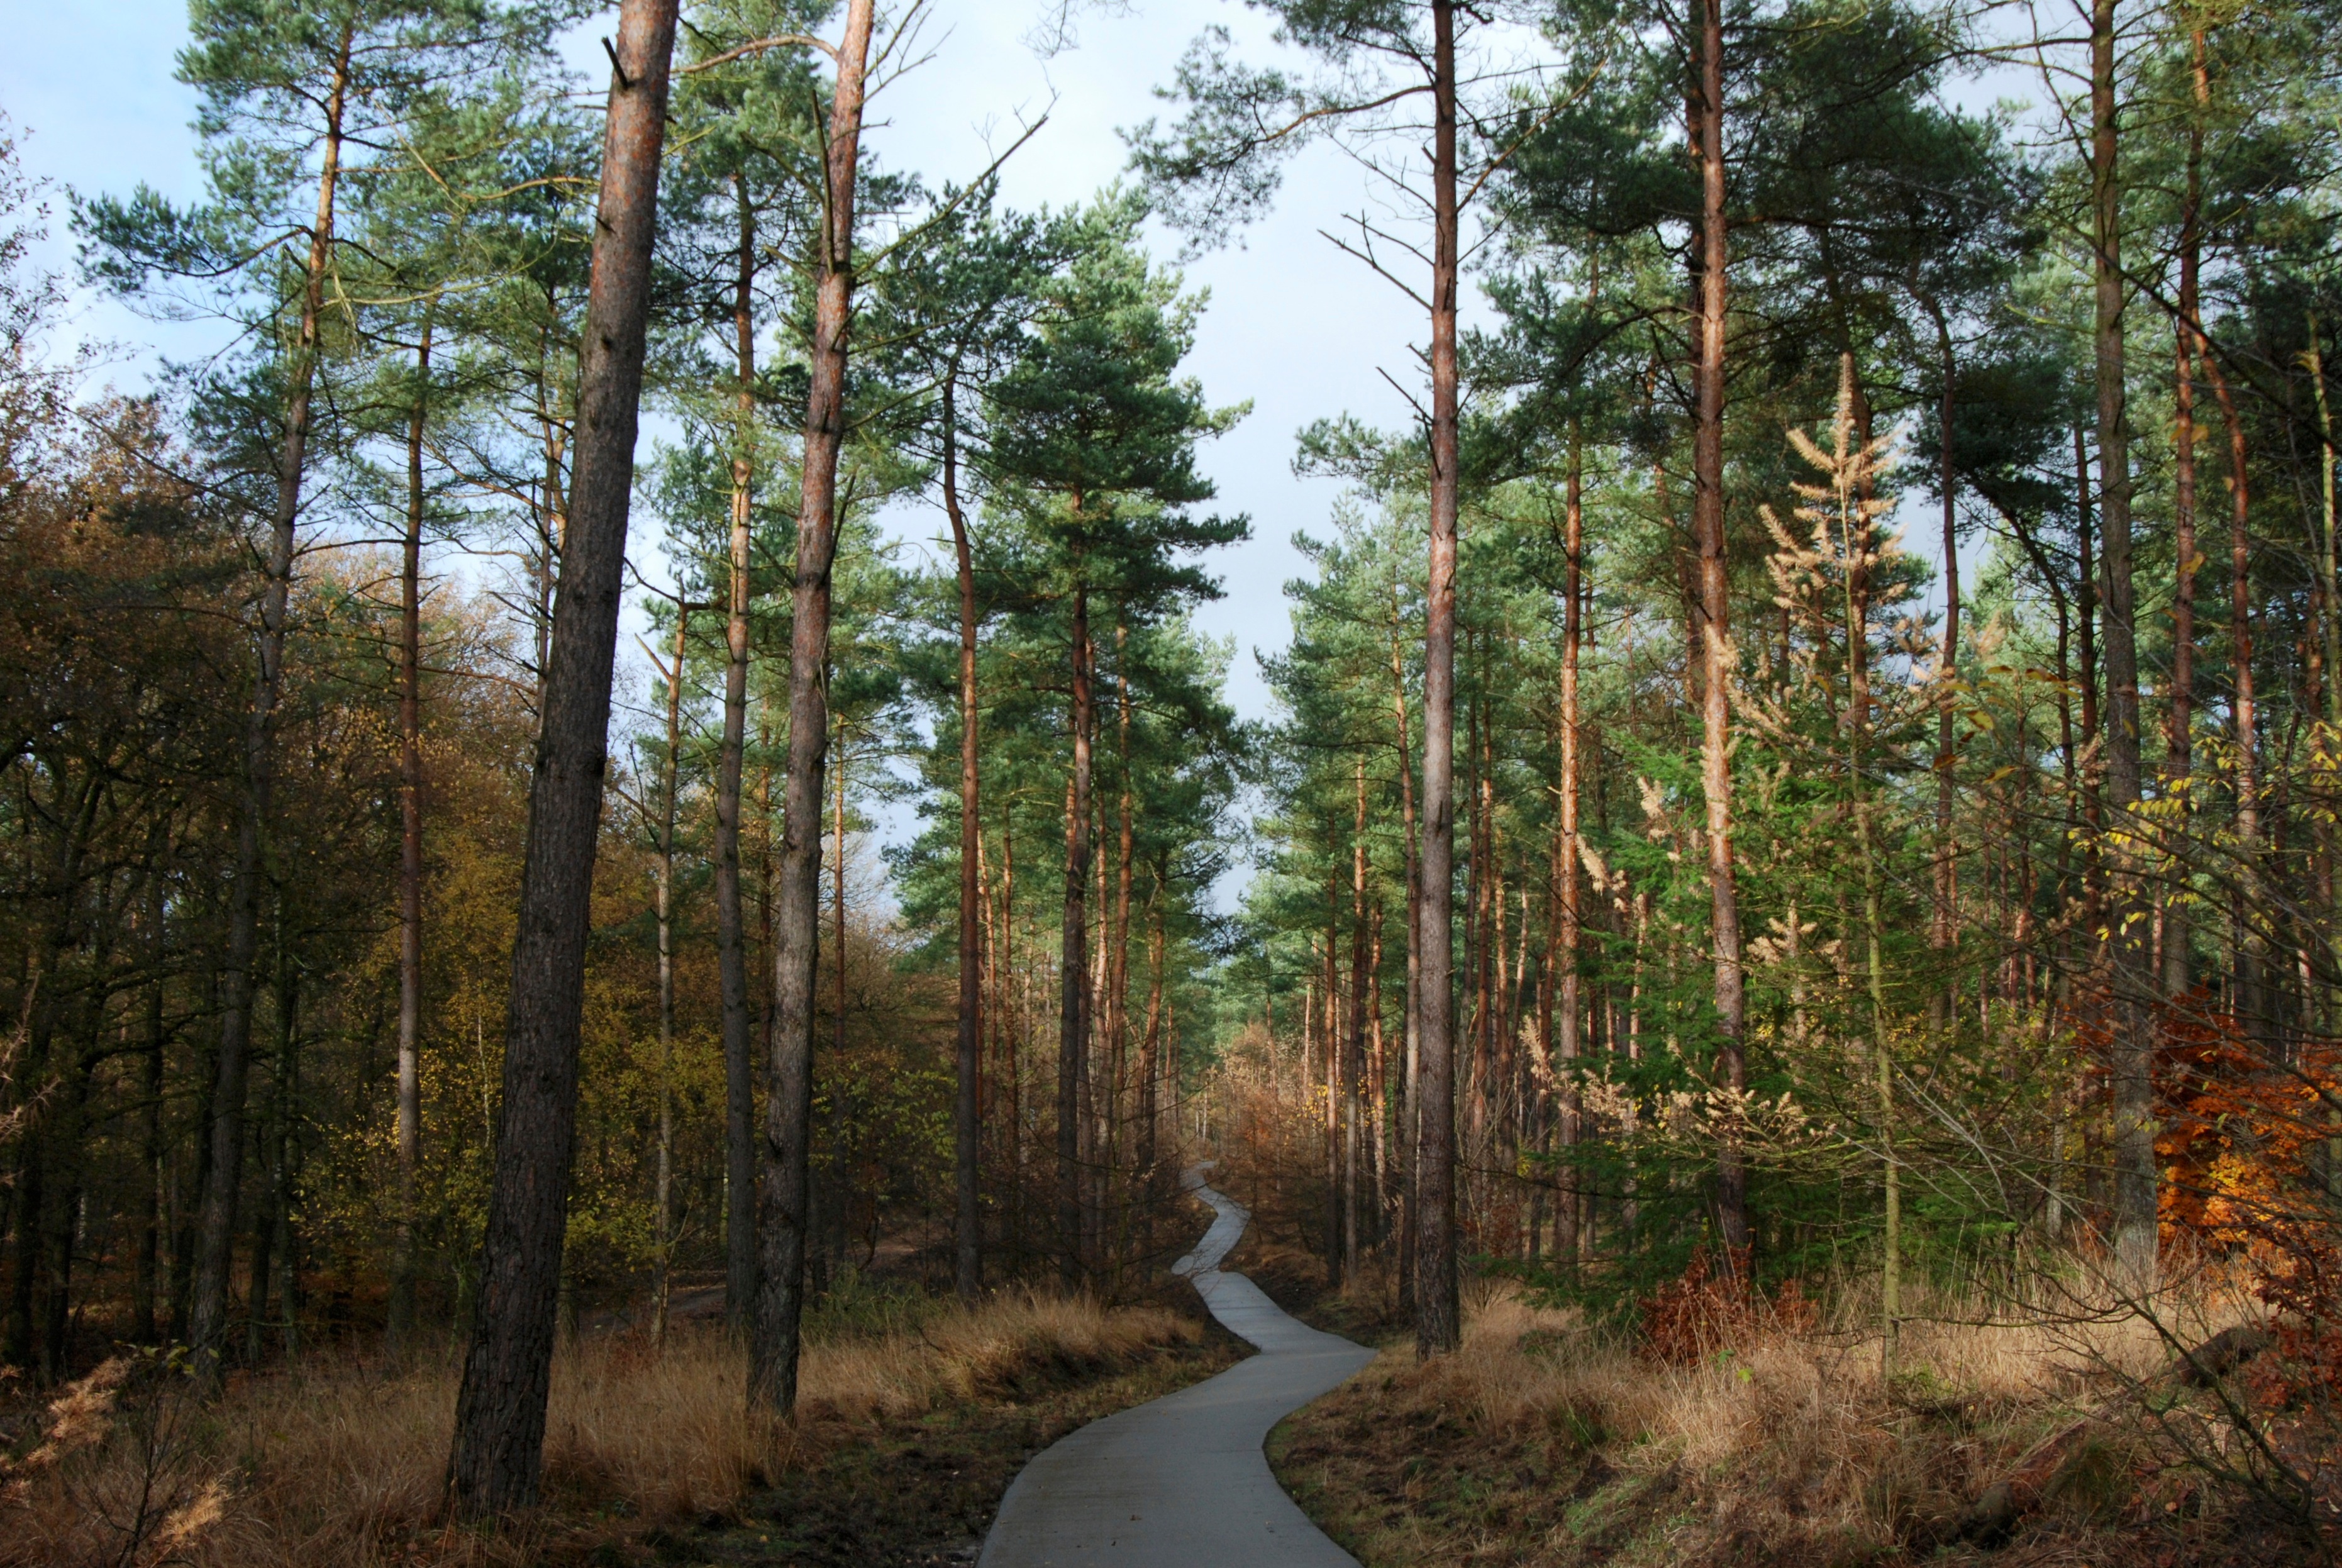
[1272,1274,2298,1567]
[0,1289,1201,1568]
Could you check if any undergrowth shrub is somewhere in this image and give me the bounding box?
[1638,1247,1819,1364]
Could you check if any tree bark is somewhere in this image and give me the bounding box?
[652,611,687,1346]
[1689,0,1750,1272]
[2200,349,2262,1037]
[445,0,677,1511]
[1346,756,1368,1284]
[1137,894,1165,1211]
[716,176,759,1327]
[2165,41,2201,998]
[750,0,874,1416]
[1389,582,1420,1320]
[1928,310,1962,1009]
[2089,0,2155,1293]
[1415,0,1462,1359]
[187,26,351,1388]
[1058,584,1095,1287]
[1110,626,1136,1277]
[1556,422,1585,1265]
[943,369,984,1302]
[135,857,167,1347]
[390,317,432,1356]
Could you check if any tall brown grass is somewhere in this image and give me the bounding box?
[1285,1270,2272,1564]
[0,1289,1197,1568]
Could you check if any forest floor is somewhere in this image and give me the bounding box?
[1246,1261,2324,1568]
[0,1271,1241,1568]
[681,1311,1241,1567]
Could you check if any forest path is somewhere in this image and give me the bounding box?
[976,1167,1374,1567]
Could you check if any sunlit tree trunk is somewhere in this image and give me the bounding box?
[1414,0,1463,1359]
[2086,0,2156,1294]
[941,369,984,1301]
[751,0,875,1413]
[716,178,759,1326]
[1688,0,1750,1273]
[1059,583,1095,1286]
[448,0,677,1510]
[389,316,432,1356]
[1389,581,1421,1320]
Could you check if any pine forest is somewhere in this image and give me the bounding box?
[4,0,2342,1562]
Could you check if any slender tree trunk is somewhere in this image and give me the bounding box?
[1138,896,1165,1219]
[1346,755,1368,1284]
[1389,582,1421,1320]
[943,370,984,1302]
[716,177,759,1327]
[135,869,167,1346]
[2166,53,2202,999]
[830,723,853,1273]
[1059,585,1095,1287]
[249,955,298,1367]
[189,29,352,1388]
[1689,0,1750,1272]
[652,613,687,1346]
[750,0,875,1416]
[2087,0,2155,1293]
[2200,350,2263,1035]
[1928,310,1962,1015]
[1109,624,1136,1277]
[2309,325,2342,735]
[1556,423,1585,1266]
[389,318,433,1356]
[446,0,677,1510]
[1416,0,1462,1358]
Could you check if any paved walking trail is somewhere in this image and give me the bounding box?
[977,1167,1375,1566]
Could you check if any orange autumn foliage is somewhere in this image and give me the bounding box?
[1639,1247,1819,1365]
[2148,991,2342,1414]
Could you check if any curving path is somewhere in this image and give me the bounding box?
[977,1167,1374,1567]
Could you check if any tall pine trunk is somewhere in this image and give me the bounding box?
[1416,0,1463,1358]
[389,317,431,1355]
[716,179,758,1326]
[1109,625,1136,1276]
[750,0,875,1415]
[943,369,983,1302]
[2089,0,2156,1293]
[2200,350,2262,1036]
[446,0,677,1512]
[1058,584,1095,1286]
[188,27,351,1387]
[1689,0,1750,1271]
[1389,586,1420,1319]
[652,613,688,1345]
[1555,422,1584,1265]
[1928,309,1962,1014]
[1346,755,1368,1283]
[2166,38,2202,998]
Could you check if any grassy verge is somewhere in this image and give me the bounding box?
[0,1287,1240,1568]
[1266,1282,2321,1568]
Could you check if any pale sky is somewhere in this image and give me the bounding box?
[3,0,1996,913]
[0,0,1458,728]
